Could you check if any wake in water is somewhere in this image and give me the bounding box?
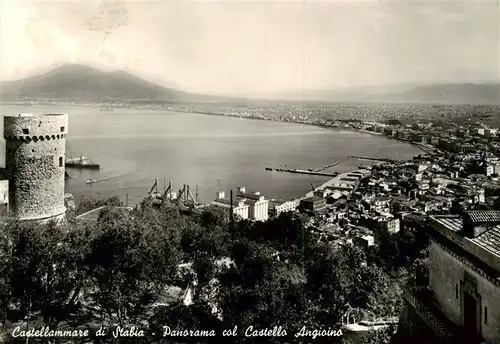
[87,171,133,184]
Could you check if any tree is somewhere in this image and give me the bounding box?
[217,240,308,332]
[85,212,181,325]
[365,265,403,318]
[7,220,93,328]
[305,244,366,327]
[75,196,123,216]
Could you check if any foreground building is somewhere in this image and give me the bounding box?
[397,211,500,343]
[0,114,68,222]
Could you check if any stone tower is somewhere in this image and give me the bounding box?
[4,114,68,221]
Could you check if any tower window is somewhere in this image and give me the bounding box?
[485,307,488,324]
[22,129,29,134]
[59,157,63,167]
[60,126,65,132]
[456,284,458,299]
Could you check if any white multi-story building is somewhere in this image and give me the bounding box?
[246,196,269,221]
[475,128,485,136]
[379,218,400,234]
[212,191,249,220]
[273,199,298,215]
[236,187,269,221]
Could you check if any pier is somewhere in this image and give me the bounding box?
[313,161,340,172]
[265,167,338,177]
[347,156,399,163]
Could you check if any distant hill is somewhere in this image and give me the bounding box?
[363,83,500,105]
[1,64,498,105]
[271,83,500,105]
[0,64,229,103]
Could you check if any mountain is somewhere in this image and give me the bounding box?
[0,64,226,103]
[362,83,500,105]
[1,64,499,105]
[271,83,500,105]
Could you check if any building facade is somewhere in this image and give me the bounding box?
[379,218,400,234]
[2,114,68,221]
[237,187,269,221]
[397,211,500,343]
[212,191,249,220]
[247,197,269,221]
[269,199,298,216]
[300,196,326,214]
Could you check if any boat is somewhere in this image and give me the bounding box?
[86,179,97,184]
[65,156,101,170]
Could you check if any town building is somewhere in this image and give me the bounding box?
[398,211,500,343]
[484,128,497,138]
[353,235,375,250]
[379,218,400,234]
[474,128,485,136]
[212,191,249,220]
[300,196,326,214]
[269,199,298,216]
[236,187,269,221]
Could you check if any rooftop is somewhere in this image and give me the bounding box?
[75,206,134,222]
[430,215,500,278]
[464,210,500,224]
[213,198,245,207]
[303,195,325,203]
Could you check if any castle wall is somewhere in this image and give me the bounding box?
[428,240,463,325]
[3,114,68,221]
[394,300,441,344]
[429,240,500,342]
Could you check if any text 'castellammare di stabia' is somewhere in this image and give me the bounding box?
[11,325,344,340]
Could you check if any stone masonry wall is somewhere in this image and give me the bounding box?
[4,114,68,220]
[429,240,500,343]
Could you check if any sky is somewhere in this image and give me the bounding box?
[0,0,499,97]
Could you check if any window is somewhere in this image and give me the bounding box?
[485,307,488,324]
[22,128,29,134]
[59,157,63,167]
[456,285,459,299]
[60,126,65,132]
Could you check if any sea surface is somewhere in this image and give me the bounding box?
[0,105,423,205]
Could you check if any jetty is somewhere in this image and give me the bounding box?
[265,167,338,177]
[313,161,340,172]
[347,156,399,163]
[65,156,100,170]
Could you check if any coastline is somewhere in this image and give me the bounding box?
[1,101,428,151]
[3,102,428,205]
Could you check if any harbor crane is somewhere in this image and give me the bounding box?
[148,179,198,206]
